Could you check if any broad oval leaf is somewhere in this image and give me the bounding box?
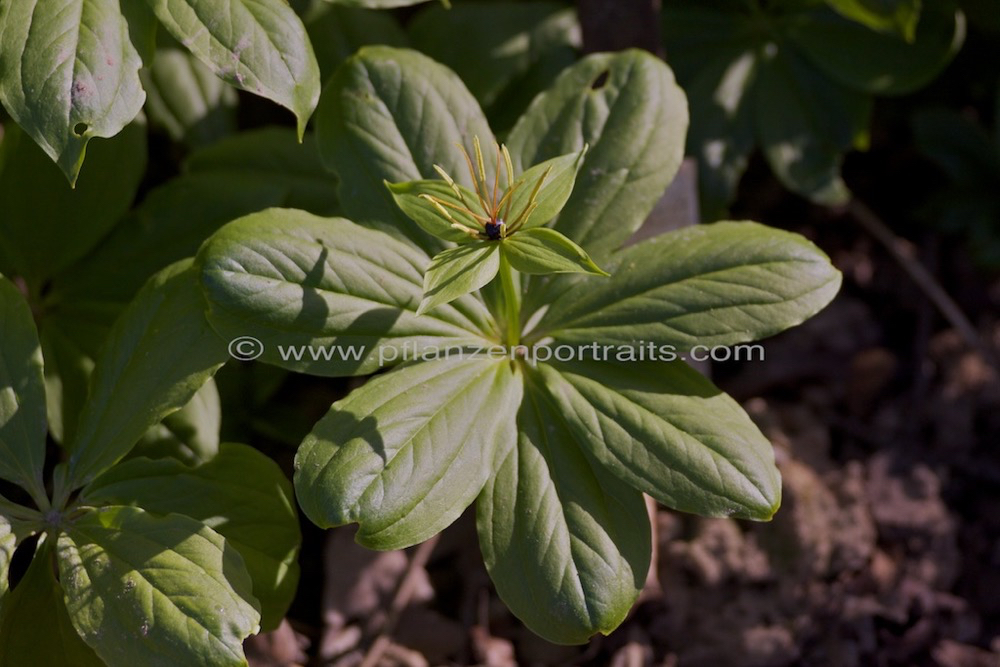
[753,48,869,206]
[0,276,47,496]
[501,228,607,277]
[0,0,145,183]
[141,45,238,148]
[67,260,230,488]
[129,378,221,465]
[420,243,501,315]
[539,359,781,520]
[0,541,103,667]
[408,2,581,112]
[315,46,495,253]
[197,208,498,377]
[477,380,649,645]
[295,357,523,550]
[185,128,339,215]
[533,221,842,351]
[145,0,320,137]
[0,121,147,283]
[57,505,260,667]
[506,50,688,263]
[82,443,300,631]
[789,4,966,96]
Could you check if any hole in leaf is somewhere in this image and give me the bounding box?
[590,70,610,90]
[73,122,89,136]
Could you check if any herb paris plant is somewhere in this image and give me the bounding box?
[195,46,842,644]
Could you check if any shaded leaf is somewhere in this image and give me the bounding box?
[0,276,47,496]
[0,541,103,667]
[67,261,229,488]
[83,443,300,631]
[145,0,320,137]
[130,378,221,465]
[0,121,146,283]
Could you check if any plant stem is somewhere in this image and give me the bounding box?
[499,255,521,346]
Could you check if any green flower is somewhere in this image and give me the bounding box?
[386,136,607,315]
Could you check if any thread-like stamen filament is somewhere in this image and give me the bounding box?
[497,179,523,222]
[492,142,502,215]
[458,143,492,215]
[433,164,481,216]
[502,145,514,191]
[420,194,490,225]
[509,201,539,232]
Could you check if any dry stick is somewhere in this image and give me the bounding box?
[848,198,997,368]
[359,535,441,667]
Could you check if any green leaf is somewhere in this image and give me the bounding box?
[534,222,842,350]
[506,50,688,263]
[295,358,523,549]
[501,228,607,277]
[408,2,581,110]
[0,276,47,496]
[0,0,145,183]
[912,108,1000,186]
[67,261,229,488]
[315,46,495,253]
[539,359,781,520]
[305,3,408,80]
[0,541,104,667]
[387,180,486,243]
[0,121,147,283]
[504,149,586,231]
[824,0,922,40]
[39,314,97,446]
[0,516,21,606]
[660,8,759,218]
[753,46,869,206]
[140,45,238,149]
[48,170,303,314]
[82,443,300,631]
[130,378,221,465]
[420,243,501,315]
[121,0,158,64]
[145,0,320,137]
[57,505,260,667]
[197,208,497,377]
[476,380,649,645]
[321,0,438,7]
[185,128,340,215]
[789,4,966,95]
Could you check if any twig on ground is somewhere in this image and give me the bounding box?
[359,535,440,667]
[847,198,997,370]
